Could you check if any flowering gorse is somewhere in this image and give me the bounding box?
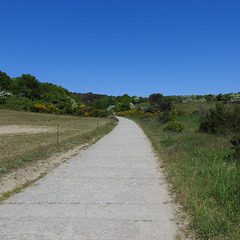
[70,105,107,117]
[31,104,58,114]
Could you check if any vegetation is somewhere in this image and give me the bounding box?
[149,93,172,112]
[1,69,239,115]
[0,70,150,115]
[1,68,240,239]
[0,110,117,173]
[199,103,240,160]
[135,102,240,239]
[0,71,107,117]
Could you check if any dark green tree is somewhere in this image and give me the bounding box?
[11,74,42,100]
[149,93,172,112]
[0,71,12,91]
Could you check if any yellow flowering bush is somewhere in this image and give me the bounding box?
[31,104,58,114]
[73,105,107,117]
[31,103,107,117]
[120,109,163,119]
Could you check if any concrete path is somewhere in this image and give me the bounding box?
[0,117,178,240]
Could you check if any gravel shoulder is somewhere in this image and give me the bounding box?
[0,117,179,239]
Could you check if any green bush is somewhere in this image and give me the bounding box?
[199,103,240,159]
[199,102,228,134]
[229,133,240,161]
[162,120,184,132]
[199,103,240,134]
[5,96,34,111]
[158,112,171,123]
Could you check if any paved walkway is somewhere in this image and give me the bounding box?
[0,117,178,240]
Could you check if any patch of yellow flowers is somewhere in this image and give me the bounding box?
[31,104,58,114]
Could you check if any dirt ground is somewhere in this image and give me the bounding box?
[0,111,112,200]
[0,125,55,135]
[0,139,96,199]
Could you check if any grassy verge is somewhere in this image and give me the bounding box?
[0,110,118,173]
[136,113,240,239]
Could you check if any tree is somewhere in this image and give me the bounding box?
[0,71,12,91]
[40,83,71,108]
[149,93,172,112]
[11,74,42,100]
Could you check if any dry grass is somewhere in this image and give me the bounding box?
[0,109,116,171]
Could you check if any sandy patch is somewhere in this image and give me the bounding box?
[0,138,97,199]
[0,125,55,135]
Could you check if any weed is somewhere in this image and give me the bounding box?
[162,121,184,132]
[0,167,8,174]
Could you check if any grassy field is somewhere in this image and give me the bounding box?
[136,103,240,239]
[0,110,117,173]
[174,101,215,113]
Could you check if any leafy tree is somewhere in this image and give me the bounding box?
[149,93,172,112]
[11,74,42,100]
[0,71,12,91]
[40,83,71,109]
[73,92,107,105]
[115,94,131,111]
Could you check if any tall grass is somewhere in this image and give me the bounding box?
[136,113,240,239]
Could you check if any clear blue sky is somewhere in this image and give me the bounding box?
[1,0,240,97]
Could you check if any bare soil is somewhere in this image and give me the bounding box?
[0,139,96,199]
[0,125,55,135]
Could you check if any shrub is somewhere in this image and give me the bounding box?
[199,103,240,159]
[72,105,107,117]
[229,133,240,161]
[30,104,58,114]
[158,112,171,123]
[162,120,184,132]
[5,95,34,111]
[225,93,240,103]
[0,90,13,104]
[199,103,240,134]
[159,108,178,123]
[199,102,228,134]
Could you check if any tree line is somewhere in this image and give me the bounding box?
[1,70,239,116]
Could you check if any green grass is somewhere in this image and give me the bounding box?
[136,113,240,239]
[174,101,216,113]
[134,102,150,110]
[0,109,117,172]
